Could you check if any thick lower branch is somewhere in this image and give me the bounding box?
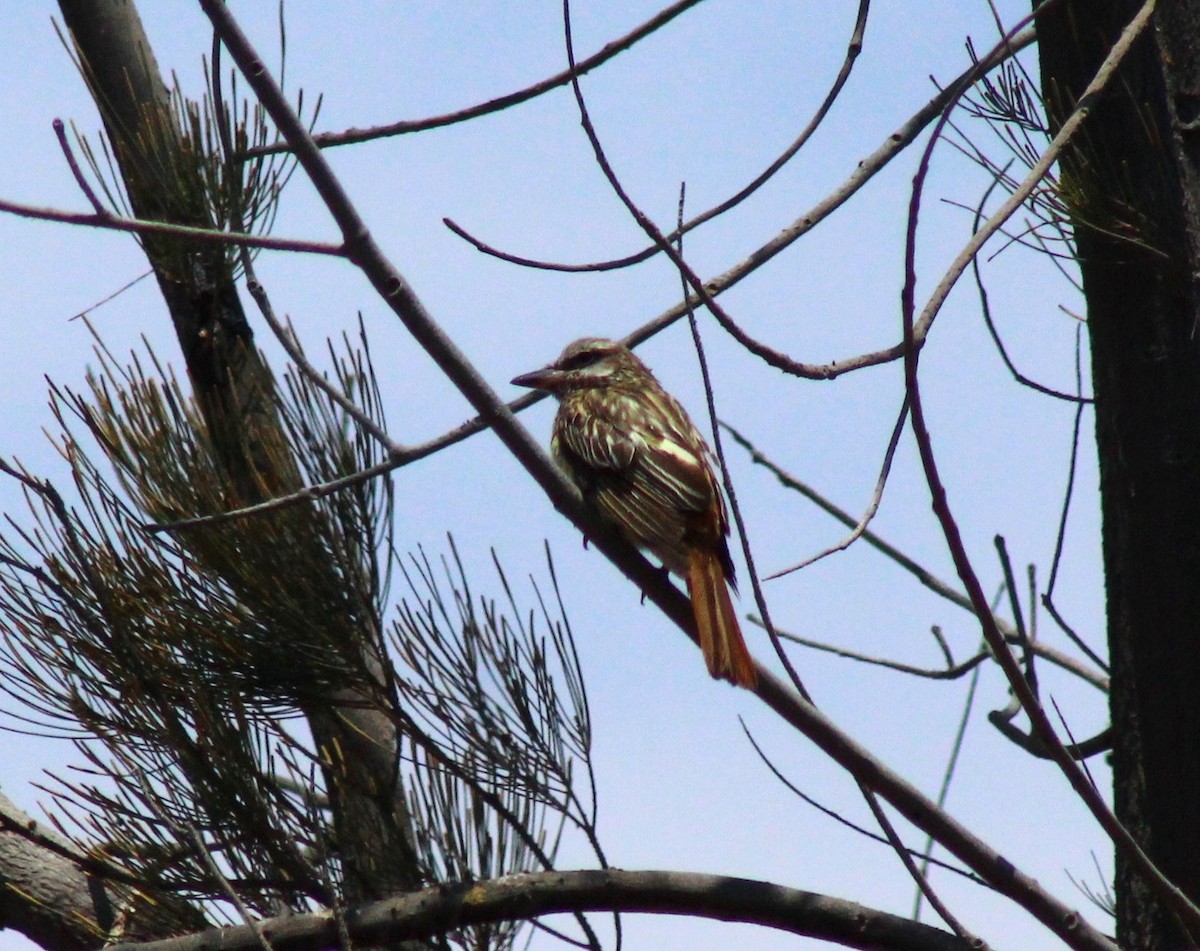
[0,792,205,951]
[102,868,970,951]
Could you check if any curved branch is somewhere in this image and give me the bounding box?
[773,625,1109,692]
[243,0,707,157]
[446,0,874,274]
[900,0,1200,935]
[988,715,1113,761]
[970,204,1092,404]
[103,868,973,951]
[766,397,909,579]
[199,8,1115,949]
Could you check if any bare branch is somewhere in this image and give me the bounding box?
[766,397,909,579]
[243,0,707,157]
[859,788,980,944]
[967,170,1093,403]
[446,0,874,274]
[901,0,1199,933]
[146,456,396,533]
[725,423,1109,691]
[988,714,1112,761]
[1043,327,1108,671]
[200,7,1116,947]
[740,724,983,887]
[771,623,1108,692]
[0,193,345,256]
[915,658,983,921]
[103,868,976,951]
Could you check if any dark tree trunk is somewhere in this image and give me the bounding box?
[57,0,425,930]
[1037,1,1200,946]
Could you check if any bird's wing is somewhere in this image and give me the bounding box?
[629,427,713,514]
[555,389,719,574]
[558,390,712,510]
[555,397,638,472]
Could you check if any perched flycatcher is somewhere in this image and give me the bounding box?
[512,337,756,688]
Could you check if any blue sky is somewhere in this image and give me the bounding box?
[0,3,1108,949]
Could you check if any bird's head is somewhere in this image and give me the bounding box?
[511,337,648,395]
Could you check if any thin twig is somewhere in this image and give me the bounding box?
[860,787,981,945]
[766,396,909,579]
[915,654,982,922]
[995,536,1037,697]
[1043,325,1108,671]
[69,269,154,322]
[968,168,1092,403]
[246,280,398,452]
[148,391,549,532]
[911,11,1144,362]
[183,825,275,951]
[769,624,1107,691]
[446,0,873,275]
[242,0,707,158]
[740,723,983,887]
[201,6,1118,946]
[988,716,1112,761]
[147,456,395,532]
[0,194,346,256]
[560,3,1047,390]
[53,118,105,213]
[902,0,1200,933]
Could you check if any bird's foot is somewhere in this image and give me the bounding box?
[639,564,672,604]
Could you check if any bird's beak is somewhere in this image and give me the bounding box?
[511,365,563,392]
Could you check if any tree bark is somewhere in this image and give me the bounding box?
[102,869,975,951]
[57,0,424,926]
[1037,1,1200,946]
[0,792,205,950]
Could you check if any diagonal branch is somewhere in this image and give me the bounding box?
[243,0,707,157]
[724,422,1109,692]
[446,0,874,275]
[899,0,1200,936]
[199,6,1115,949]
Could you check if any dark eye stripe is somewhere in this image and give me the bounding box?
[559,348,605,370]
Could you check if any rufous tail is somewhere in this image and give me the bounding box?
[686,549,757,688]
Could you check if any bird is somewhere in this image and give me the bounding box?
[512,337,757,688]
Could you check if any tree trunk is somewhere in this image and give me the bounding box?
[57,0,424,926]
[1037,1,1200,946]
